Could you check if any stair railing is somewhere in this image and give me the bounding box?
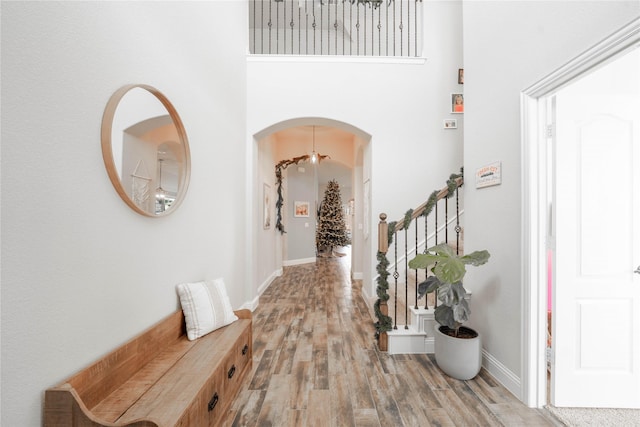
[374,170,463,351]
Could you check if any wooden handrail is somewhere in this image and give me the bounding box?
[379,176,463,240]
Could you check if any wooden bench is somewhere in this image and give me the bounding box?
[44,309,252,426]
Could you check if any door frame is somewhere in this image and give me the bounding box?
[521,18,640,408]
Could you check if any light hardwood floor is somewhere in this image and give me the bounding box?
[221,250,559,426]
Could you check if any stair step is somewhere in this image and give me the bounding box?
[387,327,434,354]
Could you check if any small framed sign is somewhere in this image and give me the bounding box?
[443,119,457,129]
[475,161,502,188]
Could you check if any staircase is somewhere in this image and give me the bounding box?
[374,171,464,354]
[386,307,437,354]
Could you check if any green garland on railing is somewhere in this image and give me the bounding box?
[401,208,414,230]
[387,221,397,245]
[373,250,392,338]
[420,169,464,219]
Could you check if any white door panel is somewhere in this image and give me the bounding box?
[553,48,640,408]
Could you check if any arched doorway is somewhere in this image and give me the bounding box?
[250,118,371,302]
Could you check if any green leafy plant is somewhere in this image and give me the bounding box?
[408,243,490,336]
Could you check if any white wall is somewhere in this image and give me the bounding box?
[256,134,280,295]
[462,0,639,397]
[248,0,464,300]
[1,2,247,425]
[287,166,318,261]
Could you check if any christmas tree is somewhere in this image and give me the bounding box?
[316,179,351,255]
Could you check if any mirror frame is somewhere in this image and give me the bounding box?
[101,84,191,217]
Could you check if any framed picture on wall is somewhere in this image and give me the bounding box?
[458,68,464,84]
[294,201,310,217]
[363,179,370,240]
[443,119,457,129]
[263,183,271,229]
[451,93,464,113]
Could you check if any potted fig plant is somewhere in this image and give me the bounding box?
[408,243,490,380]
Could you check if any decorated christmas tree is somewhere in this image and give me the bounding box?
[316,179,351,255]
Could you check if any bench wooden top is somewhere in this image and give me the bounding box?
[46,309,252,426]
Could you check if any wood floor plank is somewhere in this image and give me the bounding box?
[255,374,291,426]
[290,361,312,410]
[329,373,355,427]
[219,252,553,427]
[398,358,443,410]
[327,339,346,375]
[413,354,452,390]
[385,371,433,426]
[347,354,376,410]
[273,339,296,376]
[313,349,329,390]
[353,408,381,427]
[306,389,331,427]
[248,349,275,390]
[229,389,267,427]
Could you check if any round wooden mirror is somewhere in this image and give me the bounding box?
[101,85,191,217]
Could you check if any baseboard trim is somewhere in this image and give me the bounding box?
[482,349,522,400]
[283,257,316,266]
[257,269,280,296]
[240,295,259,312]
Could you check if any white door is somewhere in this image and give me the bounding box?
[552,47,640,408]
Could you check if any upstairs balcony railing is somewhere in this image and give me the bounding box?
[249,0,424,57]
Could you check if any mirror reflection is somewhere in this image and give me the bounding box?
[102,85,190,216]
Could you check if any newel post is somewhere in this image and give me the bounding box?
[377,213,389,351]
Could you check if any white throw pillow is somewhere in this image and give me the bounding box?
[176,278,238,340]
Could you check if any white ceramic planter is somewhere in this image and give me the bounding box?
[434,325,482,380]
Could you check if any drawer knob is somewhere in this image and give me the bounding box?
[207,393,219,412]
[228,365,236,379]
[242,344,249,355]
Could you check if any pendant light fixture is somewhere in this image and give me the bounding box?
[310,125,318,164]
[156,158,167,203]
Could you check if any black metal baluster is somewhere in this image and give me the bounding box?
[393,230,399,329]
[414,0,418,57]
[456,186,461,255]
[399,0,403,56]
[445,196,449,244]
[393,0,396,56]
[385,0,389,56]
[320,0,323,54]
[312,0,316,55]
[414,217,418,309]
[434,201,438,309]
[377,4,381,56]
[349,0,353,55]
[334,2,338,55]
[298,2,301,54]
[404,227,408,329]
[424,214,429,309]
[342,1,345,54]
[356,3,360,55]
[290,0,294,54]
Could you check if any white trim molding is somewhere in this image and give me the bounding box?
[483,349,521,401]
[283,257,316,267]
